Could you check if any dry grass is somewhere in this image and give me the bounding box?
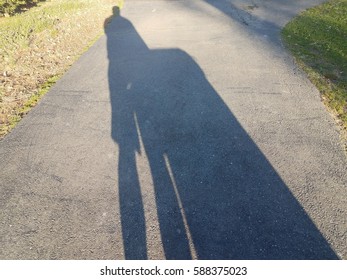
[0,0,122,138]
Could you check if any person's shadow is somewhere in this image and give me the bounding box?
[105,7,337,260]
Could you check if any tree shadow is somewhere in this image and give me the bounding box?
[105,7,338,260]
[0,0,47,16]
[183,0,328,50]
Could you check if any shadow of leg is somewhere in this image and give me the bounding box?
[118,149,147,259]
[146,151,192,259]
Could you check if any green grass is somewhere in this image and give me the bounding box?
[282,0,347,128]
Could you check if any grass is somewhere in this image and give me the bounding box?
[0,0,122,138]
[282,0,347,130]
[7,75,60,132]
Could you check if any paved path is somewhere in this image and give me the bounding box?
[1,0,346,259]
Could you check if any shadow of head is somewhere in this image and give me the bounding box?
[104,6,120,29]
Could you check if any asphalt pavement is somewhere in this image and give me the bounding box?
[0,0,346,259]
